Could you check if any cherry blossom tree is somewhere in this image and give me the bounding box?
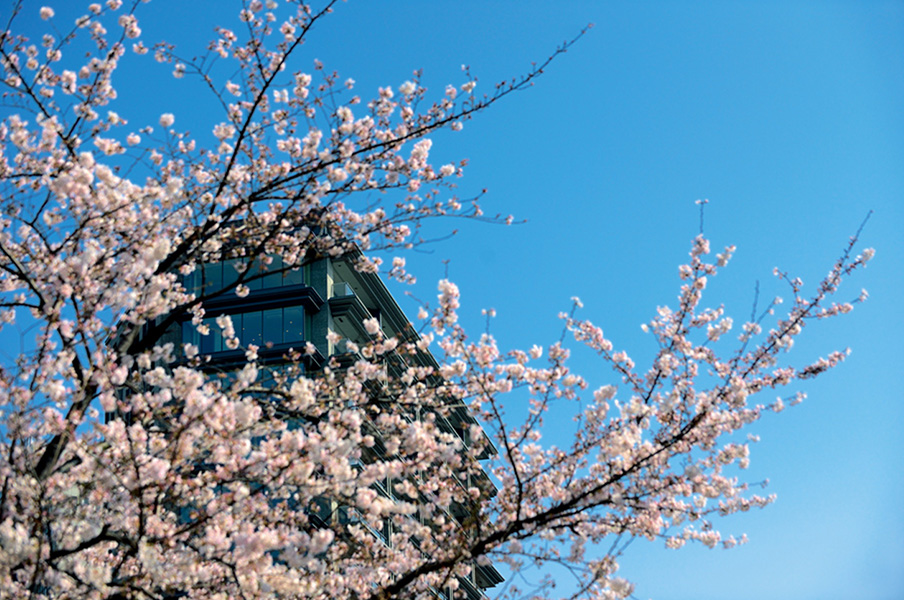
[0,2,873,599]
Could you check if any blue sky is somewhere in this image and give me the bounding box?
[312,4,903,598]
[12,1,904,599]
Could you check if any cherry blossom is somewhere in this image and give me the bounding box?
[0,2,871,600]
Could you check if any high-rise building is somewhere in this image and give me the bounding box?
[171,251,504,600]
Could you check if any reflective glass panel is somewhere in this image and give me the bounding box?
[284,305,304,342]
[262,308,282,345]
[242,311,262,346]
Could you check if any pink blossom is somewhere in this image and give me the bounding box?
[363,317,380,335]
[0,10,874,600]
[142,458,170,483]
[280,22,295,39]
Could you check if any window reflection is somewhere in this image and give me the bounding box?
[187,257,307,294]
[185,305,306,354]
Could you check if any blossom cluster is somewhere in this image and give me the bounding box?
[0,3,869,600]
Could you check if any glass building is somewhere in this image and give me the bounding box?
[172,251,503,599]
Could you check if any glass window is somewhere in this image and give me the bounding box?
[284,305,304,343]
[203,262,223,294]
[242,310,262,346]
[199,256,309,292]
[182,321,197,346]
[262,255,283,289]
[284,264,304,286]
[245,259,263,291]
[222,259,240,289]
[182,270,200,295]
[199,317,223,354]
[262,308,282,345]
[233,313,243,343]
[187,306,306,354]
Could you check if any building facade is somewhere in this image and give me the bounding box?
[171,253,503,599]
